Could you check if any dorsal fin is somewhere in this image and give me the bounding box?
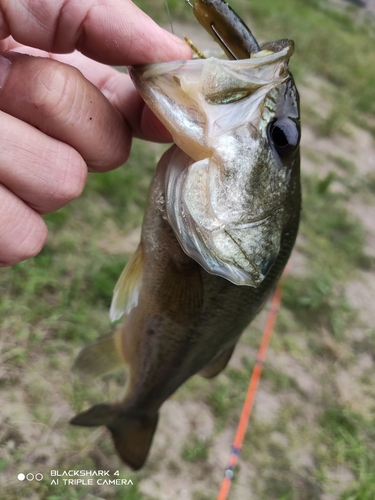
[72,328,125,378]
[110,244,144,322]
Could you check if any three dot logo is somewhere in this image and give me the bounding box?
[17,473,43,481]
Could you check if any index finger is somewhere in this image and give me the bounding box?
[0,0,191,65]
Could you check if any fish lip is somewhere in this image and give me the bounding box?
[129,39,294,77]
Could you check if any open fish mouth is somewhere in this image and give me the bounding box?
[131,36,300,289]
[129,40,296,162]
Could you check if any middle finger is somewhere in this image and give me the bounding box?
[0,111,87,214]
[0,51,130,172]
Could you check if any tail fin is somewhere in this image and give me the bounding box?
[70,404,158,470]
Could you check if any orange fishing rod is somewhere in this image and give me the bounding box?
[217,265,290,500]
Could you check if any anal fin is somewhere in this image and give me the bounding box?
[72,327,124,378]
[199,346,235,378]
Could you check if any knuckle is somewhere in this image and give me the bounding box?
[50,147,87,205]
[30,61,80,120]
[0,211,48,266]
[18,222,48,262]
[61,152,87,202]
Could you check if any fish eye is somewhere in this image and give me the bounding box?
[268,118,300,157]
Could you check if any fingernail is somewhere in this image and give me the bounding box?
[0,54,12,90]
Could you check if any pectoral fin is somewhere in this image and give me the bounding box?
[70,404,158,470]
[72,327,124,378]
[199,346,235,378]
[160,260,203,324]
[110,244,144,322]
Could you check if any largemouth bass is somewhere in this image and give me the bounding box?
[71,0,301,470]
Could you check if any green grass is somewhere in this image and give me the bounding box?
[318,407,375,498]
[330,155,357,174]
[181,435,211,463]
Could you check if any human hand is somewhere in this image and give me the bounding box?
[0,0,191,266]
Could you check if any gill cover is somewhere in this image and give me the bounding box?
[130,40,300,287]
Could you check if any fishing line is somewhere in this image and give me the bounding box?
[165,0,174,34]
[217,262,291,500]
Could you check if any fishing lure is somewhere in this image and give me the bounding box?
[186,0,260,59]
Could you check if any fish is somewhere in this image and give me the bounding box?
[70,0,301,470]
